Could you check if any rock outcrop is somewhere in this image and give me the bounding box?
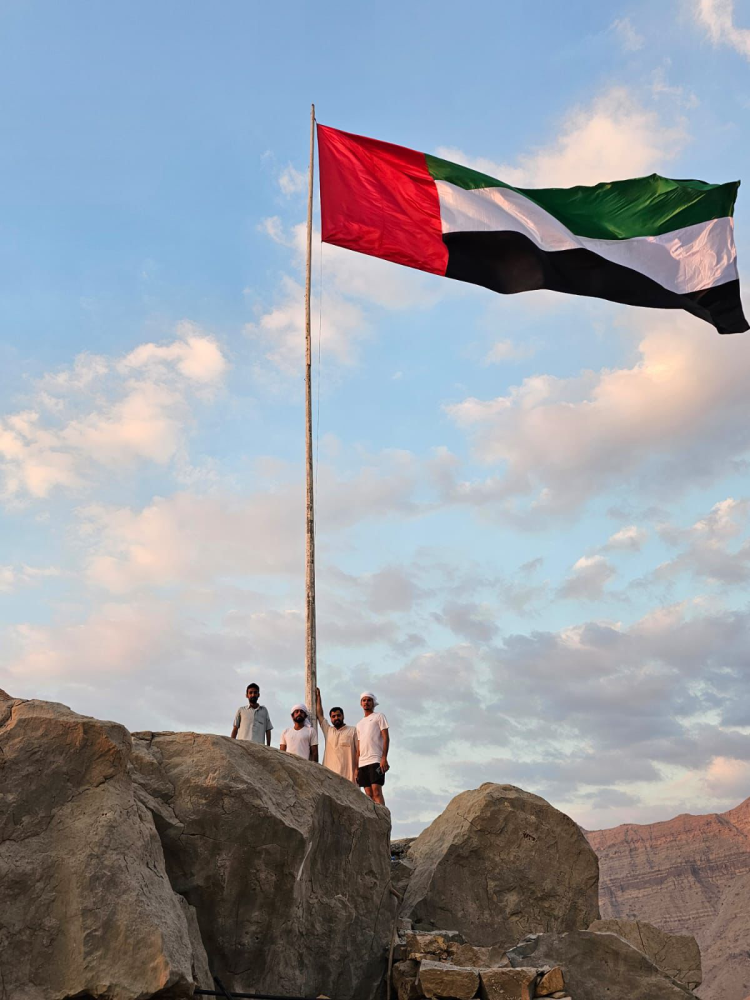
[588,799,750,1000]
[696,871,750,1000]
[508,930,693,1000]
[588,918,701,990]
[1,695,392,1000]
[131,729,393,998]
[0,697,209,1000]
[400,784,600,949]
[587,799,750,937]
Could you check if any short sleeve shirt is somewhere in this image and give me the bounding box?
[356,712,389,766]
[281,725,319,759]
[233,704,273,743]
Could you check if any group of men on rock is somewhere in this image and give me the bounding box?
[230,682,389,805]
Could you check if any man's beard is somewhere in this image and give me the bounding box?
[248,696,258,705]
[332,719,344,729]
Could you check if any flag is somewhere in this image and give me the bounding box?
[317,124,747,334]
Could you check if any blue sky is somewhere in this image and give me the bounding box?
[2,0,750,835]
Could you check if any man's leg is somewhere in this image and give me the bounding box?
[363,785,374,799]
[370,784,385,806]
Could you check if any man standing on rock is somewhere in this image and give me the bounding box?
[280,704,319,761]
[356,692,389,806]
[230,683,273,745]
[315,686,358,783]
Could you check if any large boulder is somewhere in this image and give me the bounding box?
[131,729,393,999]
[0,697,210,1000]
[1,696,393,1000]
[589,918,701,990]
[401,783,600,948]
[508,930,694,1000]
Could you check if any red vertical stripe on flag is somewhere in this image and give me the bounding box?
[317,124,448,276]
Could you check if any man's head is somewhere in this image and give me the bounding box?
[246,683,260,705]
[329,706,345,729]
[360,691,378,714]
[291,704,308,727]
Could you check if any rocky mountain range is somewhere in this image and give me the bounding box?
[588,797,750,1000]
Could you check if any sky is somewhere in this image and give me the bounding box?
[1,0,750,837]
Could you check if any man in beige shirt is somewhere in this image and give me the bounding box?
[315,687,358,783]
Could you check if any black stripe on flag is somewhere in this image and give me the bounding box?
[443,230,748,334]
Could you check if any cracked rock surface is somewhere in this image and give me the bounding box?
[400,784,600,949]
[0,695,392,1000]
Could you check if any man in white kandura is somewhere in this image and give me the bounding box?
[355,691,389,806]
[230,682,273,745]
[279,704,319,761]
[315,686,358,783]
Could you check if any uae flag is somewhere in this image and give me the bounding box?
[317,124,747,334]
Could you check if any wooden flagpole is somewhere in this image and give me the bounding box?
[304,104,317,731]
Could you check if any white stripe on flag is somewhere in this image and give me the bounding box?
[436,181,737,295]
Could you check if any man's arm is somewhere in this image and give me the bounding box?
[315,686,325,725]
[231,726,239,739]
[380,728,390,772]
[266,729,272,747]
[265,711,273,747]
[231,713,240,739]
[354,736,360,781]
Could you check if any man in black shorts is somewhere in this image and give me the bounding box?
[355,691,389,806]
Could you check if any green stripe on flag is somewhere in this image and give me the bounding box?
[425,153,739,241]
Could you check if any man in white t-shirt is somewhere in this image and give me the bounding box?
[355,691,389,806]
[230,683,273,745]
[280,704,319,761]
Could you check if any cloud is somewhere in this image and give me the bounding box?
[79,451,428,592]
[249,218,443,373]
[0,565,60,593]
[702,755,750,799]
[445,314,750,517]
[559,555,616,600]
[654,496,750,585]
[611,17,644,51]
[436,87,688,188]
[696,0,750,60]
[604,525,648,551]
[484,339,537,364]
[0,325,227,502]
[278,164,306,196]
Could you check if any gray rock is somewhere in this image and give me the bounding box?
[132,729,393,999]
[418,960,479,999]
[508,930,694,1000]
[401,783,600,948]
[0,699,203,1000]
[1,697,393,1000]
[589,918,701,989]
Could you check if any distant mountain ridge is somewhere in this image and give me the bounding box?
[587,796,750,1000]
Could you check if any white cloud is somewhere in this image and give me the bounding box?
[696,0,750,60]
[445,314,750,516]
[655,496,750,584]
[604,525,648,551]
[560,554,616,600]
[79,451,428,592]
[278,164,307,196]
[0,565,60,593]
[702,755,750,799]
[436,87,688,187]
[484,339,537,364]
[611,16,644,51]
[0,325,227,502]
